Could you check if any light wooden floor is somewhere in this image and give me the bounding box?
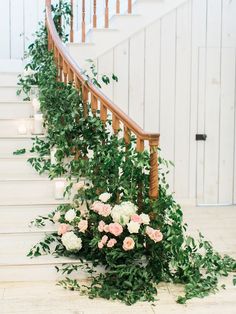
[1,205,236,314]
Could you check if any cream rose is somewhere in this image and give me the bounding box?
[127,221,140,234]
[99,192,111,203]
[61,232,82,251]
[140,213,150,225]
[65,209,77,222]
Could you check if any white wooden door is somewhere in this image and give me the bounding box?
[196,47,236,205]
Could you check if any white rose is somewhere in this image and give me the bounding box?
[52,211,61,223]
[23,68,36,76]
[127,221,140,234]
[61,232,82,251]
[99,192,111,203]
[121,202,138,216]
[140,213,150,225]
[65,209,76,222]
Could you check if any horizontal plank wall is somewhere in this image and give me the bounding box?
[96,0,236,204]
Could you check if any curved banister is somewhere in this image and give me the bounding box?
[45,0,160,199]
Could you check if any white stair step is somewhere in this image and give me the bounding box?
[0,101,32,119]
[0,157,47,178]
[0,72,20,86]
[0,157,41,177]
[0,86,26,101]
[0,205,58,233]
[0,137,43,158]
[0,233,103,282]
[0,179,69,205]
[0,118,34,136]
[0,59,23,73]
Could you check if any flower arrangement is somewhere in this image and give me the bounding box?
[19,2,236,306]
[55,193,163,255]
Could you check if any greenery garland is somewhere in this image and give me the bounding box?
[16,2,236,305]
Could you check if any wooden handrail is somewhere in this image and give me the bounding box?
[45,0,160,199]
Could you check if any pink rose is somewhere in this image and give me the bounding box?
[91,201,104,213]
[99,204,112,217]
[58,223,71,236]
[123,237,135,251]
[109,223,123,237]
[146,226,163,243]
[98,220,106,232]
[101,235,108,244]
[78,220,88,233]
[107,238,117,248]
[131,214,142,224]
[98,241,104,249]
[104,225,110,233]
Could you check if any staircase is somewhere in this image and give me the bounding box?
[68,0,188,68]
[0,67,83,282]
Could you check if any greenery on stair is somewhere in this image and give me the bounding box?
[17,2,236,306]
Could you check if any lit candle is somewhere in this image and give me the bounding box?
[32,98,40,115]
[50,147,57,165]
[18,124,27,135]
[33,113,44,134]
[54,180,66,200]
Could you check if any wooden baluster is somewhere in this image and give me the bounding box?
[82,84,88,118]
[136,138,144,152]
[124,126,130,145]
[68,67,74,83]
[63,61,68,84]
[91,94,98,116]
[82,0,86,42]
[116,0,120,14]
[105,0,109,28]
[128,0,132,14]
[149,139,159,199]
[93,0,97,28]
[75,76,81,90]
[100,103,107,125]
[70,0,74,42]
[112,114,120,134]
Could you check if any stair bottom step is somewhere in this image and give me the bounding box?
[0,257,104,282]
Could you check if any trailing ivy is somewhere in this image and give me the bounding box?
[18,2,236,306]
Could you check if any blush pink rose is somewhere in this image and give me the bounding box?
[146,226,163,243]
[101,235,108,244]
[109,223,123,237]
[104,225,110,233]
[107,238,117,248]
[91,201,104,213]
[123,237,135,251]
[99,204,112,217]
[98,220,106,232]
[131,214,142,223]
[58,223,71,236]
[98,241,104,249]
[78,220,88,233]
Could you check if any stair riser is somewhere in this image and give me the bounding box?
[0,73,20,86]
[0,205,57,233]
[0,158,41,177]
[0,87,25,101]
[0,102,32,119]
[0,138,33,158]
[0,265,91,282]
[0,119,33,136]
[0,180,68,205]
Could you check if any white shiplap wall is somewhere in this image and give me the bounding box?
[0,0,45,60]
[96,0,236,205]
